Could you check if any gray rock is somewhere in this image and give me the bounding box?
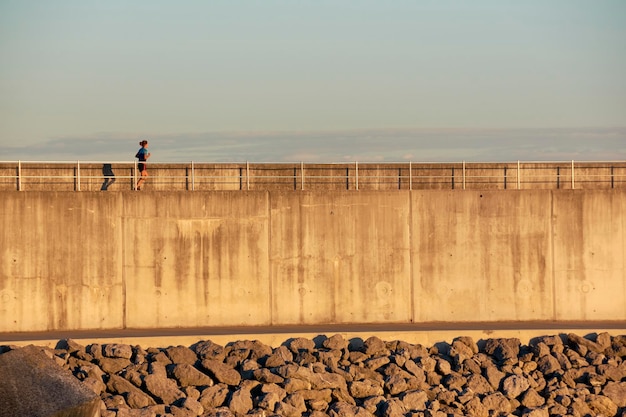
[483,338,521,366]
[252,367,284,384]
[104,343,133,359]
[323,334,349,351]
[283,376,312,393]
[106,374,157,408]
[567,333,605,355]
[228,386,253,415]
[144,373,185,404]
[536,354,561,375]
[265,345,293,367]
[198,383,229,409]
[502,375,531,399]
[0,345,100,417]
[191,340,225,361]
[363,336,389,356]
[165,345,198,365]
[200,359,242,386]
[349,379,384,398]
[482,392,512,414]
[97,356,132,374]
[464,396,489,417]
[287,337,316,353]
[482,362,506,390]
[602,381,626,407]
[521,407,549,417]
[168,363,214,387]
[520,388,545,408]
[177,397,204,416]
[466,373,493,395]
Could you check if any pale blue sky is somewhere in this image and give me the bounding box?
[1,0,624,162]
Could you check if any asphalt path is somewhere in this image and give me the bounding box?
[2,321,624,346]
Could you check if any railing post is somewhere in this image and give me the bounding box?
[355,161,359,191]
[517,160,521,190]
[409,161,412,190]
[191,161,195,191]
[462,161,466,190]
[246,161,250,191]
[571,160,575,189]
[17,160,22,191]
[611,166,614,189]
[301,161,304,190]
[77,161,81,191]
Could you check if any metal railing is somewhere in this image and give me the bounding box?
[1,160,625,191]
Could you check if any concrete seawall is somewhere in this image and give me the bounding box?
[1,190,625,338]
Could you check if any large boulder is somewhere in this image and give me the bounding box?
[0,345,100,417]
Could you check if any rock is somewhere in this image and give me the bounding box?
[192,340,225,361]
[364,355,390,370]
[283,376,312,393]
[602,381,626,407]
[483,338,520,366]
[201,406,234,417]
[168,363,214,387]
[598,363,626,382]
[349,379,384,398]
[265,345,293,367]
[363,336,389,356]
[443,373,467,391]
[482,392,512,414]
[323,334,350,351]
[310,370,348,391]
[165,345,198,365]
[284,391,308,413]
[502,375,530,399]
[56,338,86,354]
[275,400,304,417]
[521,407,549,417]
[400,390,428,411]
[378,398,406,417]
[200,359,242,386]
[7,332,626,417]
[252,367,284,383]
[520,388,545,408]
[198,383,229,409]
[466,373,493,395]
[104,343,134,359]
[107,374,157,408]
[536,354,561,375]
[228,386,253,415]
[177,397,204,416]
[98,356,132,374]
[143,373,185,404]
[567,333,605,355]
[482,362,506,390]
[464,396,489,417]
[288,337,316,353]
[0,345,100,417]
[586,394,618,416]
[329,401,376,417]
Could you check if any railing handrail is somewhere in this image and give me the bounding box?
[2,159,626,165]
[0,160,624,192]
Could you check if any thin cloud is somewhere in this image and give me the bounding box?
[0,127,624,163]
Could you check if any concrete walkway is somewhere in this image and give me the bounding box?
[2,321,625,349]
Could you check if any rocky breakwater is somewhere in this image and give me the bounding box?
[2,332,626,417]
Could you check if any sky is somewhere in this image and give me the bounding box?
[1,0,625,163]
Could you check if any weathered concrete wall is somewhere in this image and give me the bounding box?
[1,189,625,334]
